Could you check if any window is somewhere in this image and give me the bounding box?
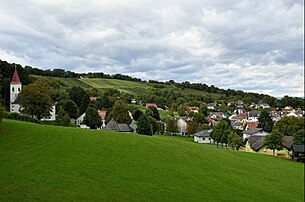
[209,138,211,140]
[12,87,14,92]
[18,87,21,92]
[203,138,205,140]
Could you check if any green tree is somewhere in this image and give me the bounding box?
[211,120,232,147]
[293,130,305,145]
[148,116,160,135]
[79,95,90,115]
[193,113,206,124]
[273,116,304,136]
[69,86,88,108]
[112,100,132,124]
[64,100,78,119]
[0,100,5,122]
[137,114,151,136]
[132,108,144,121]
[84,107,102,129]
[258,110,273,132]
[187,121,198,136]
[228,131,244,151]
[147,106,160,120]
[61,114,71,127]
[19,80,53,120]
[166,118,178,135]
[199,103,208,116]
[264,129,284,156]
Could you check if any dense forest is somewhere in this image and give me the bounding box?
[0,59,304,111]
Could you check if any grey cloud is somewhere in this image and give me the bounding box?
[0,0,303,97]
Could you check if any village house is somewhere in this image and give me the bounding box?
[231,121,246,130]
[247,111,260,122]
[193,129,213,144]
[103,119,134,132]
[243,135,293,158]
[242,128,269,140]
[177,117,188,135]
[245,121,258,130]
[187,106,199,114]
[259,103,270,109]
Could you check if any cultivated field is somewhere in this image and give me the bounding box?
[0,120,304,201]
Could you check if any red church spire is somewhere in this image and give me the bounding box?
[11,68,21,84]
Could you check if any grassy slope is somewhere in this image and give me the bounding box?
[0,120,304,201]
[34,75,223,99]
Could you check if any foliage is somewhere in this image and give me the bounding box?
[68,86,88,108]
[111,100,132,124]
[64,100,78,119]
[96,96,112,110]
[258,110,273,132]
[228,131,244,151]
[0,100,5,122]
[273,116,304,136]
[84,107,102,129]
[187,121,198,135]
[132,108,143,121]
[61,114,72,127]
[192,113,206,124]
[264,129,284,156]
[199,103,208,116]
[211,120,232,147]
[146,106,160,120]
[293,130,305,145]
[166,118,178,135]
[136,114,152,136]
[19,80,53,120]
[148,116,160,135]
[5,112,41,124]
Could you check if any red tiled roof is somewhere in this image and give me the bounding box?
[246,122,258,129]
[146,103,157,108]
[11,68,21,84]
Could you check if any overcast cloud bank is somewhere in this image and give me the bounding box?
[0,0,303,97]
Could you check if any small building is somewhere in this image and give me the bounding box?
[245,121,258,130]
[103,119,134,132]
[193,130,213,144]
[292,145,305,162]
[243,135,293,158]
[177,118,187,135]
[231,121,246,130]
[187,106,199,114]
[242,128,269,140]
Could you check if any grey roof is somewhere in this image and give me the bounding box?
[104,119,120,131]
[129,122,138,131]
[282,136,294,149]
[248,136,265,151]
[104,119,134,132]
[118,124,134,132]
[243,128,263,135]
[248,111,260,117]
[194,130,212,137]
[292,145,305,153]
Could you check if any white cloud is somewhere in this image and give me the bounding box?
[0,0,303,97]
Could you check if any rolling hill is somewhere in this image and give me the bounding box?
[0,120,304,201]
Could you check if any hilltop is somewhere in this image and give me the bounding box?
[0,119,304,201]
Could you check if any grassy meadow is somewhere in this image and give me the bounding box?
[0,119,304,201]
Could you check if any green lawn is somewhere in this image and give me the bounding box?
[0,119,304,201]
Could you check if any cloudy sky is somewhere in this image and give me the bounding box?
[0,0,303,97]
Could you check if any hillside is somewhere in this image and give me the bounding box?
[0,120,304,201]
[31,75,223,99]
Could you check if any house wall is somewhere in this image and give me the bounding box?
[177,119,187,135]
[243,143,291,158]
[194,136,212,144]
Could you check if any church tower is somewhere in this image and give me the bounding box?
[10,68,22,113]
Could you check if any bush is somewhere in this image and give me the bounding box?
[5,112,42,124]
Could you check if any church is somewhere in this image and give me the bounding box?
[9,68,56,121]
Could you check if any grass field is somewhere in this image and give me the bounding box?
[0,119,304,201]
